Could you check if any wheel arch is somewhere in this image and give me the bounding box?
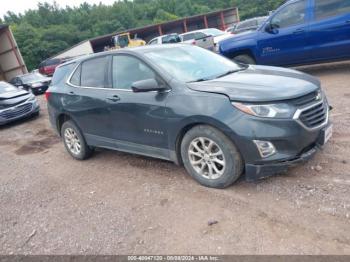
[173,117,243,166]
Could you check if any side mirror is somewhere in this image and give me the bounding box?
[265,22,279,34]
[131,79,166,93]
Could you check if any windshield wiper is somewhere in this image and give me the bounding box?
[214,67,247,79]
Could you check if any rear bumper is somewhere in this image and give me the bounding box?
[245,145,318,181]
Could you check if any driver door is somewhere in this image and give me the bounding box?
[257,0,310,66]
[107,54,171,158]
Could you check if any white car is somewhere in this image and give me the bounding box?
[195,28,232,52]
[148,34,181,45]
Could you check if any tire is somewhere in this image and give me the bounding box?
[61,120,93,160]
[233,54,256,65]
[180,125,243,189]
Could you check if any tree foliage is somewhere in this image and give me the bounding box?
[2,0,285,70]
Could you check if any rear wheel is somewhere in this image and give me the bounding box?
[61,120,93,160]
[181,125,243,189]
[233,54,256,65]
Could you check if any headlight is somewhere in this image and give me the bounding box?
[30,82,42,88]
[27,95,36,102]
[232,102,296,118]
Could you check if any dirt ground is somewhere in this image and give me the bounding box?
[0,62,349,255]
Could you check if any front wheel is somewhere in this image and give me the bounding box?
[61,120,93,160]
[181,125,243,189]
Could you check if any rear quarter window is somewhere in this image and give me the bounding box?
[51,63,76,85]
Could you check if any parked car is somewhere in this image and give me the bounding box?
[193,28,232,52]
[225,24,238,34]
[47,45,332,189]
[9,72,51,95]
[148,33,182,45]
[0,81,40,125]
[39,57,70,76]
[179,31,214,51]
[219,0,350,66]
[229,16,268,35]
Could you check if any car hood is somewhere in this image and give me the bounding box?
[0,89,31,108]
[24,77,51,85]
[187,65,320,102]
[220,30,257,44]
[213,34,232,44]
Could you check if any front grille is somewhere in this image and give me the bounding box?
[0,103,33,119]
[299,101,327,129]
[291,91,319,107]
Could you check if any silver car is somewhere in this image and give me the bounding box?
[0,81,40,125]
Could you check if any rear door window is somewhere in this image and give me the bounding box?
[80,56,109,88]
[314,0,350,20]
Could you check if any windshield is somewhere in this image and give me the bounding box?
[21,73,47,83]
[0,82,18,93]
[202,28,225,36]
[144,45,242,83]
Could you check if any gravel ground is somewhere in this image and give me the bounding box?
[0,62,349,255]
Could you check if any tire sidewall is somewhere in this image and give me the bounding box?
[61,120,89,160]
[181,126,243,189]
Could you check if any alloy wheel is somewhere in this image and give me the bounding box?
[64,128,81,155]
[188,137,226,180]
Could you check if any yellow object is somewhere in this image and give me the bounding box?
[112,33,146,49]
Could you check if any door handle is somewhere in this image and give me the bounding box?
[106,95,120,102]
[69,91,75,95]
[293,29,305,34]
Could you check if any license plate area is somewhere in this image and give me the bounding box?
[319,124,333,146]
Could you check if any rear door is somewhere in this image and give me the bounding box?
[309,0,350,61]
[63,55,114,140]
[257,0,310,66]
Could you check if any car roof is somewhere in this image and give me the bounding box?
[61,44,191,65]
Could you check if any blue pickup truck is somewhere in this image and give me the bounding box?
[219,0,350,66]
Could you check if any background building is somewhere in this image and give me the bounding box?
[0,25,27,81]
[53,7,239,59]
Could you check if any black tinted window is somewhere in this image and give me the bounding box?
[194,32,206,40]
[271,0,306,29]
[80,56,108,87]
[315,0,350,20]
[112,55,155,90]
[52,63,76,85]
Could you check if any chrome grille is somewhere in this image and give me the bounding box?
[298,101,328,129]
[0,103,33,119]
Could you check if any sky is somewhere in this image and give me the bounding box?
[1,0,117,19]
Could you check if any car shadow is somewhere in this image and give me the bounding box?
[0,113,40,131]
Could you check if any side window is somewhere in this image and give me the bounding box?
[112,55,156,90]
[182,33,194,41]
[70,65,81,86]
[194,32,206,40]
[315,0,350,20]
[52,63,76,85]
[80,56,108,88]
[271,0,306,29]
[149,39,158,45]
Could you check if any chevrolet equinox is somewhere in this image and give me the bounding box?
[47,45,332,188]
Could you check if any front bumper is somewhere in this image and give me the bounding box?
[245,145,318,181]
[0,101,40,125]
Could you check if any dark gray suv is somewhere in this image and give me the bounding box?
[47,45,332,188]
